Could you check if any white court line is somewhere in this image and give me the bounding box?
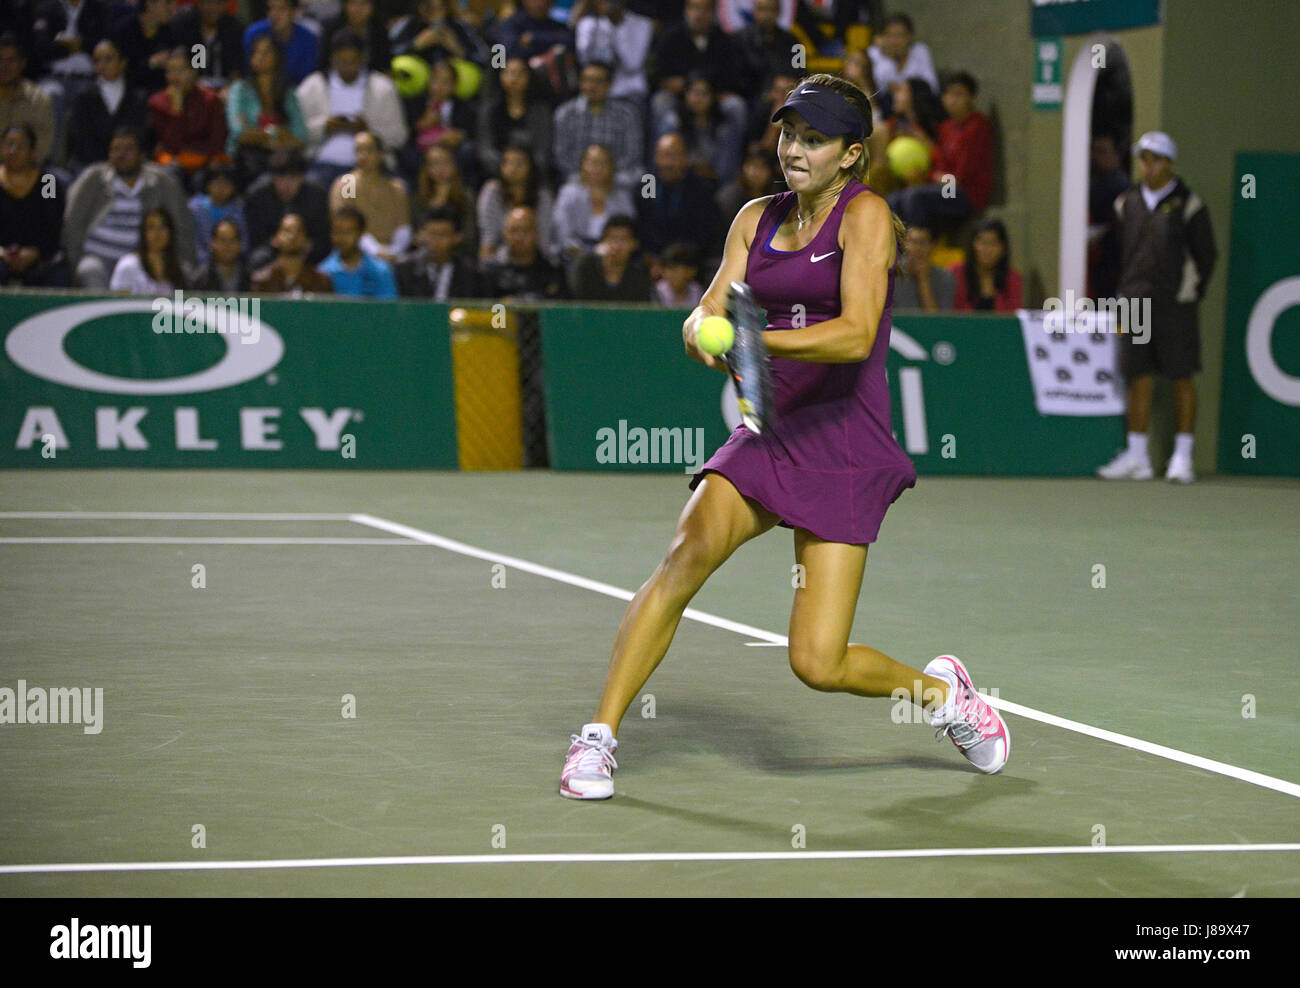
[0,537,420,545]
[0,512,355,521]
[2,844,1298,875]
[351,513,1300,801]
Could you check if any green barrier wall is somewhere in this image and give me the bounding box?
[1,294,456,468]
[1217,153,1300,477]
[539,307,1124,475]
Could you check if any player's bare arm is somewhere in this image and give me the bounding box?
[682,197,771,372]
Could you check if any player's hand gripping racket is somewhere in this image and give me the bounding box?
[724,280,773,435]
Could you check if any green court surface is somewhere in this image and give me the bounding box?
[0,470,1296,897]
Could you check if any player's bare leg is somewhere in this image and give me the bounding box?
[787,530,1009,772]
[592,474,780,736]
[786,530,948,705]
[1126,373,1155,433]
[1172,377,1196,433]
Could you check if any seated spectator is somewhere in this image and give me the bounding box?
[658,72,744,184]
[636,132,721,267]
[888,71,992,233]
[475,56,554,185]
[569,214,651,301]
[480,204,566,300]
[193,216,250,292]
[65,39,152,174]
[296,29,408,188]
[244,0,318,88]
[329,130,410,262]
[225,32,308,177]
[490,0,573,63]
[550,142,632,265]
[733,0,800,95]
[244,148,332,268]
[572,0,653,111]
[717,0,797,32]
[882,77,944,144]
[553,60,643,192]
[148,47,228,180]
[173,0,245,89]
[892,224,954,312]
[716,149,776,229]
[405,57,477,177]
[189,161,248,267]
[648,0,747,139]
[110,205,189,293]
[0,34,57,167]
[396,206,481,300]
[31,0,109,159]
[113,0,178,93]
[842,47,887,128]
[31,0,108,85]
[744,70,801,157]
[0,124,65,286]
[476,142,553,263]
[415,141,478,250]
[64,126,195,288]
[867,12,939,93]
[250,211,333,294]
[952,217,1023,312]
[317,0,391,74]
[654,241,702,307]
[390,0,485,66]
[319,205,398,297]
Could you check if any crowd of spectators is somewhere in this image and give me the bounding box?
[0,1,1017,310]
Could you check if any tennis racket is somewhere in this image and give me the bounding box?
[724,280,773,435]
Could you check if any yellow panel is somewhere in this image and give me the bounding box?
[449,308,524,470]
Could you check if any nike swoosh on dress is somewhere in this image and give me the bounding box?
[810,251,838,262]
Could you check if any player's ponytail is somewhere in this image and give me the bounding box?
[802,71,909,251]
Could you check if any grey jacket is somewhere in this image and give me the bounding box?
[63,163,197,268]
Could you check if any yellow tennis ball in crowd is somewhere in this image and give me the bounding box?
[391,55,431,98]
[696,316,735,356]
[451,58,482,100]
[887,135,931,181]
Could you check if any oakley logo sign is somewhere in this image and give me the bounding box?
[5,300,283,395]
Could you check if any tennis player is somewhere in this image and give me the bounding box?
[561,73,1009,800]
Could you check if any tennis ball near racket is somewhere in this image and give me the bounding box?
[695,316,734,356]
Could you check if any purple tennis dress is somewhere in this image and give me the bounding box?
[689,178,917,544]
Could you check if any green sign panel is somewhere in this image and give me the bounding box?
[539,308,1122,476]
[1218,153,1300,476]
[1033,36,1063,109]
[1,294,457,468]
[1031,0,1161,37]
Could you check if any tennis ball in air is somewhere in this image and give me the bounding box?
[887,135,931,181]
[451,58,482,100]
[391,55,431,98]
[696,316,734,356]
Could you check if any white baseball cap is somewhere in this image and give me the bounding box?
[1135,131,1177,161]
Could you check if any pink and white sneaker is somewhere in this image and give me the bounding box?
[560,722,618,799]
[924,655,1010,774]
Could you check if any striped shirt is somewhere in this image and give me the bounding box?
[83,176,145,267]
[553,96,644,191]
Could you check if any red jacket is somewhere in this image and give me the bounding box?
[931,112,993,213]
[148,85,227,161]
[950,263,1024,313]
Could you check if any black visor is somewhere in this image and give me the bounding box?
[771,84,869,143]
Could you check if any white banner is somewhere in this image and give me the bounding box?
[1017,308,1125,416]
